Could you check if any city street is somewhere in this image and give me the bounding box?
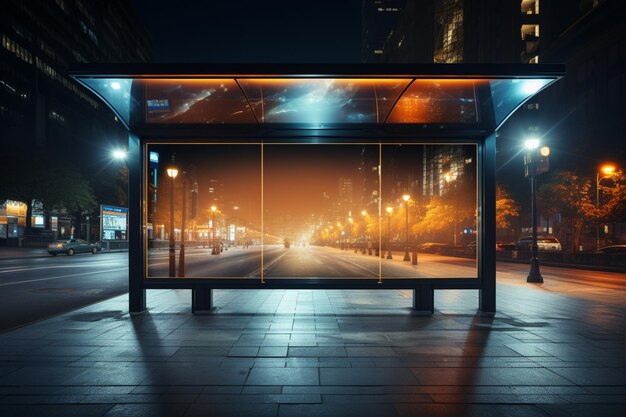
[0,252,128,332]
[4,247,625,334]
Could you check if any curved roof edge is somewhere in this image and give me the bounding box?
[69,63,564,79]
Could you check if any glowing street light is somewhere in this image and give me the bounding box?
[386,206,393,260]
[524,138,540,150]
[596,164,619,250]
[112,149,127,160]
[166,162,178,277]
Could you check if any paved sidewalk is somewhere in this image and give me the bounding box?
[1,280,626,416]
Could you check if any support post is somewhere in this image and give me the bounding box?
[128,133,145,313]
[479,133,496,314]
[412,286,434,314]
[192,288,214,314]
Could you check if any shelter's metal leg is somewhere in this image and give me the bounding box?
[412,286,434,314]
[192,289,214,314]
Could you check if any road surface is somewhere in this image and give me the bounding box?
[2,245,625,331]
[0,252,128,332]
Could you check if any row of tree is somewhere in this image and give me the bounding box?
[0,154,127,239]
[498,170,626,250]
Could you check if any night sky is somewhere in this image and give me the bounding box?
[130,0,362,63]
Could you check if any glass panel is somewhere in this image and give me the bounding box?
[238,79,410,123]
[380,144,478,279]
[387,79,479,124]
[146,144,262,278]
[262,144,380,279]
[79,78,132,126]
[489,78,553,126]
[144,79,256,124]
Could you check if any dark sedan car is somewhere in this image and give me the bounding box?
[596,245,626,254]
[48,239,100,256]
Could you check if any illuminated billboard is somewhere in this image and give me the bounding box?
[145,143,477,281]
[100,205,128,241]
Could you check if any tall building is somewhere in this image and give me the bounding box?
[0,0,151,245]
[361,0,406,63]
[422,146,474,198]
[336,177,354,220]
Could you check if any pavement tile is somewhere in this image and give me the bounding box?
[246,368,319,385]
[184,403,278,417]
[103,403,188,417]
[0,404,113,417]
[279,403,399,417]
[320,368,418,385]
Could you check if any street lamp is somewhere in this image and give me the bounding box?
[210,205,218,255]
[402,194,411,261]
[178,173,188,277]
[348,215,354,252]
[112,149,127,160]
[361,210,370,255]
[443,174,459,247]
[523,138,549,283]
[386,206,393,259]
[596,164,617,250]
[337,222,342,249]
[166,165,178,277]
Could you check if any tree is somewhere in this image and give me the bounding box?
[537,171,594,251]
[496,184,520,230]
[0,155,96,239]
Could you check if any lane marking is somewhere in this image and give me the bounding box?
[0,268,128,287]
[247,249,288,278]
[0,262,124,275]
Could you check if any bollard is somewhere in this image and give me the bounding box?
[412,247,418,265]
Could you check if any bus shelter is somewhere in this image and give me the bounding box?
[70,64,562,314]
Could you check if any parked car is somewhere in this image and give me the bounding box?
[514,236,562,251]
[48,239,100,256]
[496,242,517,251]
[417,242,454,253]
[596,245,626,255]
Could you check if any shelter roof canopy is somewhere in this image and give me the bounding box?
[70,64,562,129]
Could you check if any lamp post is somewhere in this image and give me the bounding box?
[348,215,354,252]
[523,138,549,283]
[210,205,218,255]
[336,222,343,250]
[596,165,617,251]
[386,206,393,259]
[444,173,458,247]
[402,194,411,261]
[178,174,187,277]
[361,210,369,255]
[166,164,179,277]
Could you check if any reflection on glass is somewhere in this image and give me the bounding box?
[238,79,410,123]
[387,79,480,124]
[146,144,262,278]
[80,78,133,126]
[263,145,380,279]
[489,78,553,126]
[144,79,256,124]
[380,144,478,278]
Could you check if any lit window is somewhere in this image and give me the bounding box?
[529,56,540,64]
